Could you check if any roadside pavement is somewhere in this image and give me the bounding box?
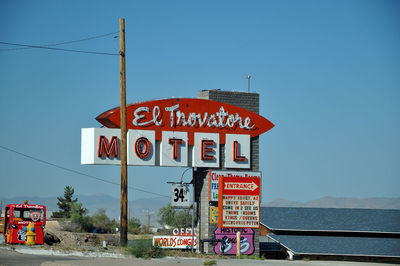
[0,246,395,266]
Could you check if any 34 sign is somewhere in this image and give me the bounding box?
[171,183,190,208]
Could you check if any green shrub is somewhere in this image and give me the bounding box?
[239,254,264,260]
[91,209,117,233]
[126,240,165,259]
[75,215,94,232]
[203,260,217,265]
[70,207,120,233]
[148,245,165,258]
[158,204,196,228]
[128,217,142,234]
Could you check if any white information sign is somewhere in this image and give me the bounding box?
[171,183,190,208]
[221,195,260,228]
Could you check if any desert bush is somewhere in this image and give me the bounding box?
[126,240,165,258]
[91,209,117,233]
[128,217,141,234]
[70,207,118,233]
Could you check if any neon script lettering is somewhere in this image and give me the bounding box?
[133,104,254,130]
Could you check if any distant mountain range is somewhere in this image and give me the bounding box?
[1,195,399,226]
[261,196,400,209]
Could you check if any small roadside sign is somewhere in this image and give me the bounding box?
[218,176,260,228]
[171,183,191,208]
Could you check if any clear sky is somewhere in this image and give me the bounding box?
[0,0,399,203]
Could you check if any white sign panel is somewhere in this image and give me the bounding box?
[127,130,156,166]
[192,132,220,168]
[225,134,250,169]
[221,195,260,228]
[153,235,197,249]
[161,131,188,167]
[81,128,251,168]
[208,170,261,202]
[81,128,121,165]
[171,183,190,208]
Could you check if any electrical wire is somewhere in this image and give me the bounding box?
[0,145,169,198]
[0,41,119,56]
[0,31,119,51]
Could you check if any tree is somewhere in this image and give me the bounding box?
[70,201,88,217]
[128,217,142,234]
[70,207,118,233]
[158,204,195,228]
[70,202,93,232]
[174,209,193,228]
[92,208,117,233]
[52,186,85,218]
[158,204,176,227]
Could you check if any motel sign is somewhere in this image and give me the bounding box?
[81,98,274,169]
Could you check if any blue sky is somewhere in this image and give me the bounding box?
[0,0,399,203]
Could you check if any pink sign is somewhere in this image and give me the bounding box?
[214,227,254,255]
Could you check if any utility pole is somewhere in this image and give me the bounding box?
[119,18,128,246]
[143,209,153,231]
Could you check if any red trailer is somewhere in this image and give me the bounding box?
[3,202,46,244]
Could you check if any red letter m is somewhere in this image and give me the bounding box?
[98,136,119,158]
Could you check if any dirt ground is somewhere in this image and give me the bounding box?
[43,220,155,253]
[44,221,122,252]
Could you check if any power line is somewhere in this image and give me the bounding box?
[0,41,119,56]
[0,31,119,51]
[0,145,169,198]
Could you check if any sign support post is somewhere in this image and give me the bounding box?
[236,230,241,257]
[191,203,195,252]
[119,18,128,246]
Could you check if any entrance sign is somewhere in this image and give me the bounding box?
[171,183,190,208]
[208,171,261,202]
[218,176,260,228]
[95,98,274,145]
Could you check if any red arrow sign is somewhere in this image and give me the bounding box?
[96,98,274,145]
[219,176,261,196]
[224,181,259,191]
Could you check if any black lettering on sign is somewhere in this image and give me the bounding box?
[173,188,186,202]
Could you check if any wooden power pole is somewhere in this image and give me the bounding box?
[119,18,128,246]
